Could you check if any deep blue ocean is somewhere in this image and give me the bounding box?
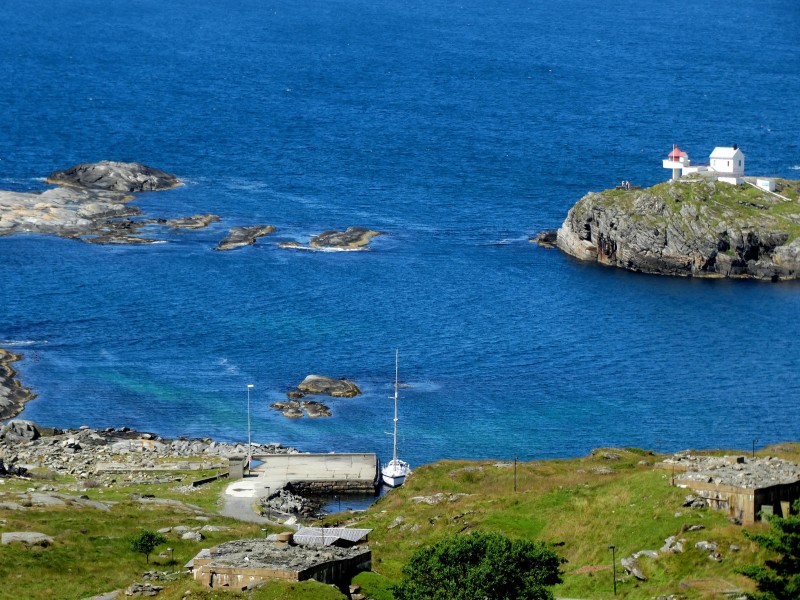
[1,0,799,467]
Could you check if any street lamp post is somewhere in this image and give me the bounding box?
[247,384,254,475]
[752,438,758,459]
[167,547,174,563]
[608,545,617,595]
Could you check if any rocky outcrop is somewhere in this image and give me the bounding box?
[0,163,221,244]
[0,350,36,421]
[46,161,180,192]
[295,375,361,398]
[556,178,800,281]
[279,227,382,251]
[0,421,296,483]
[272,375,361,419]
[216,225,277,251]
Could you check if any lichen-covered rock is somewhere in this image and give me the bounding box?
[556,178,800,281]
[46,161,180,192]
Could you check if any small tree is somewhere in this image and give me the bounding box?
[392,531,565,600]
[739,499,800,600]
[130,529,167,564]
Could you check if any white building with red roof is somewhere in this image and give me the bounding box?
[662,144,746,184]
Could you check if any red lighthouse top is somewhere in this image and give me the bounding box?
[668,145,687,159]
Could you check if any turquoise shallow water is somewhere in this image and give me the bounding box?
[1,0,799,466]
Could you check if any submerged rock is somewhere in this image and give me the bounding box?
[164,214,220,230]
[46,161,181,192]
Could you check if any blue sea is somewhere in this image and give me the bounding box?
[1,0,799,467]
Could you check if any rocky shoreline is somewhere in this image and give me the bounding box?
[0,350,36,421]
[1,161,384,252]
[0,419,297,485]
[552,177,800,281]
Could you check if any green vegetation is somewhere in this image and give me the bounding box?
[130,529,167,564]
[392,531,564,600]
[1,445,796,599]
[581,178,800,243]
[739,499,800,600]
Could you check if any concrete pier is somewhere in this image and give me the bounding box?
[222,453,379,523]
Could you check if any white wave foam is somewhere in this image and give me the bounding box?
[790,165,800,170]
[0,339,48,346]
[281,245,365,253]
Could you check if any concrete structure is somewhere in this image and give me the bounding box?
[189,537,371,591]
[660,453,800,525]
[757,178,777,192]
[223,452,379,521]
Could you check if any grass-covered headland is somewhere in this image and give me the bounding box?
[2,444,799,599]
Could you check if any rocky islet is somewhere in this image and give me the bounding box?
[553,178,800,281]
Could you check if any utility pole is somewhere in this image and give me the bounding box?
[608,545,617,595]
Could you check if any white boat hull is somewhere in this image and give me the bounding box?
[382,459,411,488]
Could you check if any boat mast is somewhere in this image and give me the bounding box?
[392,349,399,465]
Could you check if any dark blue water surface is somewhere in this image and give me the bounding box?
[1,0,799,466]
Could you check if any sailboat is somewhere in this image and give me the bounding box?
[381,349,411,488]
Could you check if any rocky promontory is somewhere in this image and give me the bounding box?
[0,162,226,244]
[555,178,800,281]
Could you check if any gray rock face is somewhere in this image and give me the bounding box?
[556,178,800,281]
[46,161,180,192]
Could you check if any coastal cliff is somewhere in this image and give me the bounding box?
[555,178,800,281]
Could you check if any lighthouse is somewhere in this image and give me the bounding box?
[662,145,690,180]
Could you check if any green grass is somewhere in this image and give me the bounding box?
[2,445,793,599]
[586,178,800,243]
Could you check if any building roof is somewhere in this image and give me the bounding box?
[710,146,743,159]
[664,454,800,489]
[668,146,687,159]
[294,527,372,547]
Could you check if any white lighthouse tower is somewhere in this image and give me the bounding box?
[662,145,690,180]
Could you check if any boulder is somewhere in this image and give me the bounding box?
[46,161,180,192]
[1,532,54,546]
[3,419,40,443]
[620,555,647,580]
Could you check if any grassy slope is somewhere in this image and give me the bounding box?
[3,445,800,599]
[580,178,800,244]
